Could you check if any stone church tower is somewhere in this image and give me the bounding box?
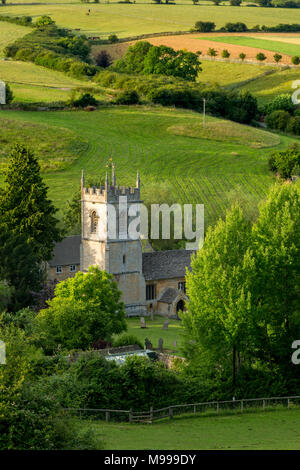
[80,166,147,316]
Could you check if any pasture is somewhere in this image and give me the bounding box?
[1,3,300,38]
[79,408,300,449]
[0,107,295,228]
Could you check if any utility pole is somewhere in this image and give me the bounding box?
[203,98,206,129]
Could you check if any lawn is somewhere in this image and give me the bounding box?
[79,408,300,449]
[200,36,300,57]
[0,106,296,227]
[1,3,300,38]
[114,315,183,353]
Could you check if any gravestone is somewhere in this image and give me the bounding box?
[140,317,146,328]
[158,338,163,352]
[145,337,152,350]
[162,320,169,330]
[0,81,6,105]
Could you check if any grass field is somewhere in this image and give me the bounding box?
[0,116,88,172]
[0,106,296,227]
[200,35,300,57]
[0,22,28,53]
[79,408,300,449]
[238,66,300,104]
[1,4,300,38]
[114,315,183,353]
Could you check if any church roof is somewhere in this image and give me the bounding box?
[142,250,195,281]
[158,287,180,304]
[48,235,81,267]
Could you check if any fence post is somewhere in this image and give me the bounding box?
[129,408,133,423]
[169,407,173,419]
[105,411,110,422]
[150,406,153,424]
[263,399,266,411]
[216,402,219,414]
[194,405,196,416]
[241,400,244,414]
[288,398,290,409]
[79,410,82,420]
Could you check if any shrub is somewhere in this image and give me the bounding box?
[222,49,230,58]
[35,15,55,27]
[207,48,218,57]
[113,334,144,349]
[239,52,246,61]
[108,34,119,43]
[273,53,282,63]
[230,0,242,5]
[256,52,267,62]
[194,21,215,32]
[94,50,112,68]
[286,116,300,135]
[291,55,300,65]
[5,84,13,105]
[269,143,300,178]
[71,93,98,108]
[114,89,140,104]
[224,22,248,32]
[265,109,291,131]
[265,94,295,114]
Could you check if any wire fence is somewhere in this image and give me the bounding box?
[64,395,300,424]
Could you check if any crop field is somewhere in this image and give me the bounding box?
[200,35,300,57]
[79,408,300,450]
[0,106,296,228]
[1,3,300,38]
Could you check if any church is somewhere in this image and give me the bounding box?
[47,169,195,318]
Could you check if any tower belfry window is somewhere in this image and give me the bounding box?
[91,211,98,233]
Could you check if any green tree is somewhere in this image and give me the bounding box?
[291,56,300,65]
[207,48,218,57]
[0,145,62,264]
[273,53,282,64]
[239,52,246,61]
[256,52,267,62]
[0,282,12,313]
[249,184,300,367]
[35,15,55,27]
[222,49,230,59]
[114,41,152,73]
[143,45,201,81]
[36,266,127,352]
[183,206,252,389]
[0,229,42,311]
[194,21,215,32]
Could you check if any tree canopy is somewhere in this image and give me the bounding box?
[36,266,127,352]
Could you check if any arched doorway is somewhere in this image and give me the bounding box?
[176,299,185,319]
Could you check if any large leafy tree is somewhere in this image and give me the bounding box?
[0,229,41,311]
[0,144,62,263]
[36,266,127,352]
[183,205,252,388]
[250,183,300,367]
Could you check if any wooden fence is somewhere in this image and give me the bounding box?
[64,395,300,424]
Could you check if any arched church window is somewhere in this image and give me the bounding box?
[91,211,98,233]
